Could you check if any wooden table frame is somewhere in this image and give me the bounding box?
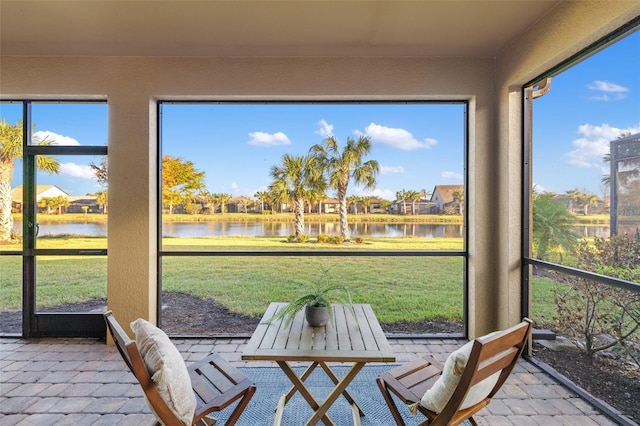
[242,303,396,426]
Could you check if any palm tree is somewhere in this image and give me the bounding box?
[452,190,464,214]
[0,120,59,242]
[578,192,599,215]
[361,196,373,214]
[420,188,431,201]
[269,154,326,241]
[95,190,108,214]
[532,192,577,261]
[347,195,361,215]
[310,136,379,242]
[217,193,232,214]
[38,197,56,215]
[406,190,421,215]
[396,189,408,215]
[565,189,581,213]
[254,190,270,213]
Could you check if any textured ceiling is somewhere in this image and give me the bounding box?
[0,1,561,57]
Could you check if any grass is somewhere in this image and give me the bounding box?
[0,233,564,327]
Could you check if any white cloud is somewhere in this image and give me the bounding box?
[380,165,405,174]
[247,131,291,147]
[441,171,463,180]
[363,123,437,151]
[564,123,640,172]
[587,80,629,101]
[32,131,80,146]
[59,162,95,179]
[230,182,238,190]
[315,119,334,138]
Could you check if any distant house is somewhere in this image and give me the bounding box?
[67,195,101,214]
[431,185,464,214]
[391,197,436,215]
[11,185,70,213]
[227,196,253,213]
[315,197,339,214]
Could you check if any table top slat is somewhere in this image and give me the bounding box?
[362,304,395,358]
[284,311,305,350]
[346,305,366,351]
[354,305,378,351]
[243,302,280,356]
[325,312,339,351]
[334,306,351,350]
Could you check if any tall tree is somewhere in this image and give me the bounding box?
[347,195,361,215]
[217,193,232,214]
[532,192,577,261]
[452,190,464,214]
[269,154,326,241]
[0,120,59,242]
[161,155,205,214]
[310,136,379,241]
[254,190,270,213]
[361,196,373,214]
[95,190,108,214]
[396,189,408,215]
[406,190,421,215]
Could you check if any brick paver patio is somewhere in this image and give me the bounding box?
[0,336,632,425]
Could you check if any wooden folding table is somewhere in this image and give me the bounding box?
[242,302,396,426]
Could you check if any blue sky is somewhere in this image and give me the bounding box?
[1,29,638,200]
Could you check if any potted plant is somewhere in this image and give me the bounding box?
[269,268,354,327]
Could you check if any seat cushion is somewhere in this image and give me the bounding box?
[131,318,196,425]
[419,333,500,413]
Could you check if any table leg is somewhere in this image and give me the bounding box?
[306,362,365,426]
[318,362,365,417]
[276,361,335,426]
[283,361,320,405]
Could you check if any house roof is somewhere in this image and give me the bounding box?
[432,185,464,204]
[0,1,562,58]
[11,185,69,203]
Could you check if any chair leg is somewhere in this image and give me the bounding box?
[224,385,257,426]
[376,377,407,426]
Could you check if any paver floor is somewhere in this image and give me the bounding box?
[0,336,631,425]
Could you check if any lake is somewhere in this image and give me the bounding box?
[14,221,613,239]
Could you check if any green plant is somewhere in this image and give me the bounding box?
[553,234,640,361]
[267,267,354,326]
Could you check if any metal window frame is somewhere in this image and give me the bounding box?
[156,100,470,338]
[0,99,108,337]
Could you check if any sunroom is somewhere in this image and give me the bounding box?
[1,1,639,424]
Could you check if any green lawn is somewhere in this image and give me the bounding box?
[0,234,562,326]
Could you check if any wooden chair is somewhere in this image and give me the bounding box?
[377,318,532,426]
[104,311,256,426]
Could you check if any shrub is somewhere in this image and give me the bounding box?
[287,234,309,243]
[354,237,364,244]
[553,234,640,362]
[317,234,329,243]
[330,236,344,244]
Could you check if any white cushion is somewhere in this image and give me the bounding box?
[131,318,196,425]
[419,332,501,413]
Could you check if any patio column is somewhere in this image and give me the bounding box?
[107,94,159,334]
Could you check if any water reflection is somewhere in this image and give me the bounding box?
[13,220,620,239]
